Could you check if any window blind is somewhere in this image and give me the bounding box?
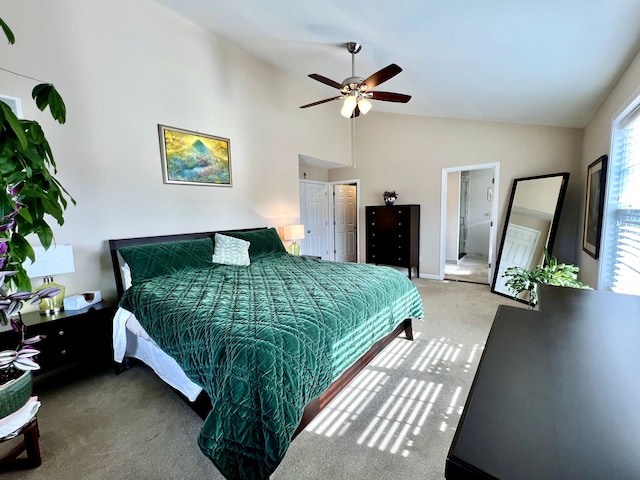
[600,106,640,295]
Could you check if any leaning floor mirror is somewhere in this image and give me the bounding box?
[491,172,570,302]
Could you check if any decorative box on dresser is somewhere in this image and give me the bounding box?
[366,204,420,278]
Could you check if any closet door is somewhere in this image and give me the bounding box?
[300,181,329,258]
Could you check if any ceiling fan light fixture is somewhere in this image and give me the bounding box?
[301,42,410,117]
[341,95,358,118]
[357,97,372,115]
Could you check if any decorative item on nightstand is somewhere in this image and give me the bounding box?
[24,245,75,315]
[283,224,305,256]
[63,290,102,311]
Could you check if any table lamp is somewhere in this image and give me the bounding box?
[283,224,305,256]
[24,245,75,315]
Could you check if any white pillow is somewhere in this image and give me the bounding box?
[212,233,250,266]
[121,263,132,290]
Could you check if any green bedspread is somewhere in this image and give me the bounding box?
[120,253,424,479]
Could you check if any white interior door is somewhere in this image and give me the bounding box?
[333,184,357,262]
[493,223,540,295]
[300,182,329,258]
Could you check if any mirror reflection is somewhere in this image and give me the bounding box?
[492,172,570,301]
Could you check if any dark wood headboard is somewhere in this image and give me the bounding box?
[108,227,266,300]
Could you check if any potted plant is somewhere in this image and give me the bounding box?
[503,248,590,306]
[1,16,74,293]
[383,190,398,206]
[0,17,72,414]
[0,186,60,417]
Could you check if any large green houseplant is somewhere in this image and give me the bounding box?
[1,17,74,293]
[0,16,73,406]
[503,248,590,306]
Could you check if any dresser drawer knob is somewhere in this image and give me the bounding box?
[60,349,67,355]
[58,330,65,336]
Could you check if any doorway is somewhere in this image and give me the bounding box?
[333,183,358,262]
[440,163,500,284]
[299,179,360,262]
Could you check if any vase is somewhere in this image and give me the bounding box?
[0,370,33,419]
[384,197,396,206]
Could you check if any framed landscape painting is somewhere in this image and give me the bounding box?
[158,124,232,186]
[582,155,607,259]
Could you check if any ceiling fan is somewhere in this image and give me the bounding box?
[300,42,411,119]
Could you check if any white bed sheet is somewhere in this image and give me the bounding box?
[112,307,203,402]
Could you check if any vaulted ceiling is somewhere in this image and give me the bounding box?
[153,0,640,128]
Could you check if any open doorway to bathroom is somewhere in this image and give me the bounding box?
[440,163,500,284]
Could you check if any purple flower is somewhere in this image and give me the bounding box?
[9,182,24,197]
[0,220,16,233]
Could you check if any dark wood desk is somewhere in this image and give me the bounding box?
[446,285,640,479]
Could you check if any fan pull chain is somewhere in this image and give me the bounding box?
[348,117,357,168]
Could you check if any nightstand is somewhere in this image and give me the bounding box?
[0,302,116,376]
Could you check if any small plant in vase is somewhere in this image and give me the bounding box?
[383,190,398,206]
[503,248,590,307]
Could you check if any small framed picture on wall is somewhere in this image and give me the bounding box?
[582,155,608,259]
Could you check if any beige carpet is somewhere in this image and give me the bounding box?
[0,279,522,480]
[444,254,490,285]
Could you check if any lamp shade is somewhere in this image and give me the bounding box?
[24,245,75,278]
[340,95,358,118]
[283,224,305,241]
[358,97,373,115]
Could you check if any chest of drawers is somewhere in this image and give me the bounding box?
[365,204,420,278]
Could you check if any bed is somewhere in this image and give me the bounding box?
[108,227,424,479]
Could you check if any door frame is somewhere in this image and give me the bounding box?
[440,163,500,283]
[329,179,360,262]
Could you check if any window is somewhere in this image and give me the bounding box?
[600,100,640,295]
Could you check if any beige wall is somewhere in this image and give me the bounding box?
[329,113,583,278]
[4,0,599,299]
[299,165,329,182]
[2,0,349,303]
[578,50,640,288]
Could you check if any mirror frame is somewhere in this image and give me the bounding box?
[491,172,570,303]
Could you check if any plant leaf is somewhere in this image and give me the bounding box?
[13,357,40,370]
[16,348,40,358]
[0,350,17,360]
[0,17,15,44]
[0,102,28,149]
[32,84,66,124]
[23,335,45,345]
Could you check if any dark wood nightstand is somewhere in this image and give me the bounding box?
[0,302,116,376]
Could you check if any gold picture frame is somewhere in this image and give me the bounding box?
[158,124,232,187]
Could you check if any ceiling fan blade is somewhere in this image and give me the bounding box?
[369,91,412,103]
[308,73,343,90]
[300,96,342,109]
[351,105,361,118]
[361,64,402,90]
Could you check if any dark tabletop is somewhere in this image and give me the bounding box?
[446,285,640,479]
